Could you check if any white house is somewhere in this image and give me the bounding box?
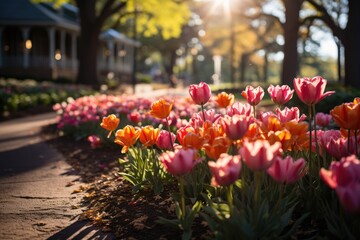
[0,0,139,81]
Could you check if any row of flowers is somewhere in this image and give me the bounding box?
[55,77,360,238]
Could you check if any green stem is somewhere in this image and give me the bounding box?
[355,130,358,156]
[201,104,206,122]
[166,117,174,152]
[254,171,263,213]
[312,104,320,160]
[308,105,313,164]
[227,184,234,216]
[348,129,351,153]
[179,176,186,221]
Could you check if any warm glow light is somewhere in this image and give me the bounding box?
[118,50,126,57]
[55,50,62,60]
[209,0,232,18]
[25,40,32,50]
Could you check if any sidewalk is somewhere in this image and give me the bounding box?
[0,113,114,239]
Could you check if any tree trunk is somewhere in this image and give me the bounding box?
[239,53,248,83]
[76,0,101,89]
[281,0,303,87]
[344,0,360,88]
[263,51,268,82]
[335,37,343,83]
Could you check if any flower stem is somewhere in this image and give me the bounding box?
[227,184,234,216]
[179,176,186,221]
[308,105,313,164]
[355,130,358,156]
[254,171,262,213]
[312,104,320,162]
[253,105,256,119]
[201,104,206,122]
[348,129,351,153]
[166,117,174,152]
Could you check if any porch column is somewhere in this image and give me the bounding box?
[21,27,30,68]
[0,27,3,67]
[60,30,66,68]
[71,33,77,70]
[107,40,114,71]
[47,27,55,68]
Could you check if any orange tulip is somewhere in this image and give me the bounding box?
[216,92,235,108]
[100,114,120,138]
[149,99,173,119]
[330,99,360,130]
[139,125,160,147]
[203,136,231,159]
[283,121,309,151]
[181,132,206,150]
[115,125,141,153]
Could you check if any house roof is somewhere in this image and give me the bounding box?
[100,29,141,47]
[0,0,79,31]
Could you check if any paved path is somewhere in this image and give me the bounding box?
[0,113,114,239]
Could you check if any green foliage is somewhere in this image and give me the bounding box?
[0,78,93,118]
[119,147,172,194]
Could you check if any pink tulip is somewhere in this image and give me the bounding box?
[320,155,360,213]
[221,114,252,141]
[267,84,294,105]
[156,130,176,150]
[241,85,264,106]
[320,155,360,189]
[228,102,253,117]
[159,148,199,176]
[335,182,360,213]
[293,76,335,105]
[315,112,332,128]
[325,137,356,160]
[239,140,282,171]
[87,135,101,149]
[208,153,242,186]
[276,107,306,123]
[267,156,305,184]
[189,82,212,105]
[189,109,221,128]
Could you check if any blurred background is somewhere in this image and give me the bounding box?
[0,0,359,107]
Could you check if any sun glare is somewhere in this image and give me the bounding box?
[210,0,232,18]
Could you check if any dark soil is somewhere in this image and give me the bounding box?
[42,124,210,239]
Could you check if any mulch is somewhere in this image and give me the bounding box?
[42,124,210,239]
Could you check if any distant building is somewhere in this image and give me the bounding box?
[0,0,139,81]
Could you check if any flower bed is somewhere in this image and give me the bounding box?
[53,77,360,239]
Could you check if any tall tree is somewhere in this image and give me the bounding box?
[281,0,304,86]
[306,0,360,88]
[39,0,190,88]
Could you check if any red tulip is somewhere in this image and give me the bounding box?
[293,76,334,105]
[87,135,101,149]
[189,82,212,105]
[267,84,294,105]
[208,153,242,186]
[159,148,199,176]
[267,156,305,184]
[239,140,282,171]
[241,85,264,106]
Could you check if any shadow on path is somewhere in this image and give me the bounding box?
[48,220,115,240]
